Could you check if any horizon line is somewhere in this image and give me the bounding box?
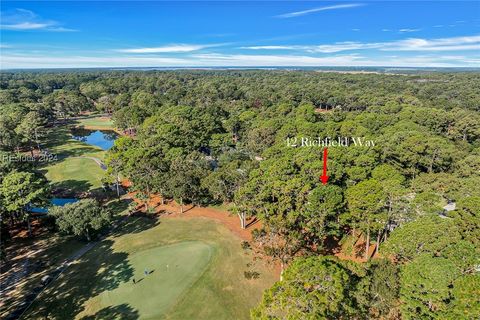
[2,65,480,71]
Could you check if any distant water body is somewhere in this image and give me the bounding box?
[71,129,118,150]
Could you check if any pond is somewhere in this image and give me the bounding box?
[71,128,118,150]
[29,198,78,214]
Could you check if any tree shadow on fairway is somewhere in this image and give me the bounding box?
[44,128,101,156]
[22,211,162,319]
[43,127,101,156]
[109,215,160,238]
[0,234,84,320]
[43,127,72,149]
[105,199,131,217]
[81,303,139,320]
[25,239,134,320]
[50,179,93,195]
[57,146,103,158]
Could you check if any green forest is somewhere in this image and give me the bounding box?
[1,70,479,319]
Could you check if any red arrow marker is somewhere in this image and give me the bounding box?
[320,148,329,185]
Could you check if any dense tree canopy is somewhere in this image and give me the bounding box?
[49,199,112,241]
[1,70,479,319]
[251,256,356,319]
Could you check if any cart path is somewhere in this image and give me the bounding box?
[6,215,132,320]
[72,156,107,170]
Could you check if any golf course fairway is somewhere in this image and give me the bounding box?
[81,242,213,319]
[23,217,277,320]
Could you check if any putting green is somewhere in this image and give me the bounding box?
[23,218,277,320]
[79,241,213,319]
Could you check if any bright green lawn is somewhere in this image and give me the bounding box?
[81,242,213,319]
[23,217,277,320]
[44,157,105,191]
[40,127,106,192]
[74,115,114,129]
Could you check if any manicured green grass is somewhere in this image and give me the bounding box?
[82,242,213,319]
[24,217,277,320]
[44,157,105,191]
[74,115,114,130]
[40,127,106,192]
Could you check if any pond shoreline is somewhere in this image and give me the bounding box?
[69,113,124,135]
[71,128,118,151]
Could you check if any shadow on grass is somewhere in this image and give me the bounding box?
[24,239,133,319]
[22,216,159,319]
[105,199,131,217]
[50,180,93,195]
[43,127,73,149]
[0,234,84,320]
[81,303,139,320]
[43,126,102,158]
[110,215,160,238]
[57,146,102,158]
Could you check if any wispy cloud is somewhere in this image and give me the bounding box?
[399,28,421,33]
[276,3,364,18]
[0,9,76,32]
[241,35,480,53]
[383,35,480,51]
[1,22,52,30]
[2,52,477,69]
[242,42,383,53]
[49,27,77,32]
[117,44,222,53]
[192,53,365,66]
[311,42,383,53]
[1,53,369,68]
[241,45,300,50]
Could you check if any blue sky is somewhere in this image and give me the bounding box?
[1,1,479,68]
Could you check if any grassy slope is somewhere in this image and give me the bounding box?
[74,115,114,129]
[40,115,116,192]
[24,217,277,320]
[40,127,106,192]
[81,242,213,319]
[44,157,105,191]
